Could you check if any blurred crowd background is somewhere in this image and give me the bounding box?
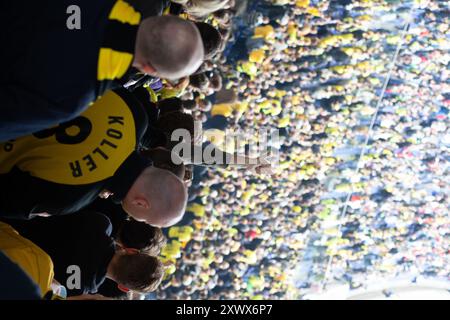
[154,0,449,300]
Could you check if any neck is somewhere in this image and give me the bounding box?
[106,252,120,281]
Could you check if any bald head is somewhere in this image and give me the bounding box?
[134,16,204,79]
[122,166,188,227]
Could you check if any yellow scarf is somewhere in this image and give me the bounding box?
[97,0,141,81]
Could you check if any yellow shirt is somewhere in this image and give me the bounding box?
[211,104,234,118]
[296,0,310,8]
[161,240,182,259]
[0,222,54,297]
[287,23,298,43]
[249,49,266,64]
[168,226,194,242]
[0,90,138,185]
[254,25,275,40]
[186,203,206,217]
[238,61,258,78]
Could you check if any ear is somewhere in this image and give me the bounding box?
[117,284,130,293]
[132,59,157,76]
[141,63,157,76]
[132,197,150,210]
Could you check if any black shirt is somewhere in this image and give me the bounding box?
[88,198,129,239]
[0,88,151,220]
[0,0,139,142]
[4,212,115,296]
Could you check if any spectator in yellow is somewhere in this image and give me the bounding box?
[249,49,266,64]
[168,226,194,243]
[253,25,275,41]
[0,221,54,298]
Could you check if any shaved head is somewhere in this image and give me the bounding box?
[134,16,204,79]
[123,166,188,227]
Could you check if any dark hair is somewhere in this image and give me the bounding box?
[189,73,209,90]
[194,22,222,59]
[157,98,184,116]
[142,112,193,150]
[155,111,195,140]
[140,148,186,180]
[182,99,197,110]
[117,219,166,255]
[112,254,164,293]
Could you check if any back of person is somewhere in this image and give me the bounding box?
[0,221,54,298]
[1,1,204,142]
[0,88,149,220]
[0,88,145,185]
[0,251,43,300]
[0,0,118,141]
[5,212,115,296]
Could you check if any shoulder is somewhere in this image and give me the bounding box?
[112,88,149,142]
[80,211,113,236]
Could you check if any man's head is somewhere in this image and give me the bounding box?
[134,16,204,80]
[194,22,222,59]
[122,166,188,227]
[107,252,164,293]
[116,219,166,255]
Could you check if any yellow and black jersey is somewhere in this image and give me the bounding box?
[128,0,170,19]
[0,89,146,185]
[163,2,186,17]
[0,89,151,220]
[0,0,146,142]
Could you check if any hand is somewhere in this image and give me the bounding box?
[175,77,190,90]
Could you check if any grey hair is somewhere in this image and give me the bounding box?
[172,0,229,17]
